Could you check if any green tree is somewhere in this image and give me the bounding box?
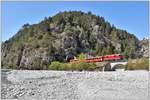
[78,53,86,59]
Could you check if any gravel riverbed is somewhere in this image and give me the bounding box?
[1,70,149,99]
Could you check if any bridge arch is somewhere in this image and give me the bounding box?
[103,61,128,71]
[110,62,127,71]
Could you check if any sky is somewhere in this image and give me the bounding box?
[2,1,149,41]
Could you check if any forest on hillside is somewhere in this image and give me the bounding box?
[2,11,147,70]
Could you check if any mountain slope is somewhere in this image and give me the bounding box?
[2,11,140,69]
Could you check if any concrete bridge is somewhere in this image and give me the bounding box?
[103,61,128,71]
[110,61,128,69]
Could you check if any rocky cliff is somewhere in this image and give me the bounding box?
[138,38,149,58]
[2,11,142,69]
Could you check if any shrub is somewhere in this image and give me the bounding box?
[60,63,71,70]
[126,58,149,70]
[87,63,97,71]
[69,62,97,71]
[48,61,63,70]
[78,53,86,60]
[48,61,71,70]
[76,62,89,71]
[48,61,97,71]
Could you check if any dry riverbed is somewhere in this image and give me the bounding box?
[1,70,149,99]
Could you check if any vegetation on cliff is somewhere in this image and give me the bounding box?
[126,58,149,70]
[2,11,145,69]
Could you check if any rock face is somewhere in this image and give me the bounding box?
[138,39,149,58]
[18,47,50,69]
[2,11,141,69]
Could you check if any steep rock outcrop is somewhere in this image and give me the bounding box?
[138,39,149,58]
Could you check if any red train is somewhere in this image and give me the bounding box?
[70,54,127,64]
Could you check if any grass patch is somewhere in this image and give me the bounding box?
[126,58,149,70]
[48,61,70,70]
[48,61,97,71]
